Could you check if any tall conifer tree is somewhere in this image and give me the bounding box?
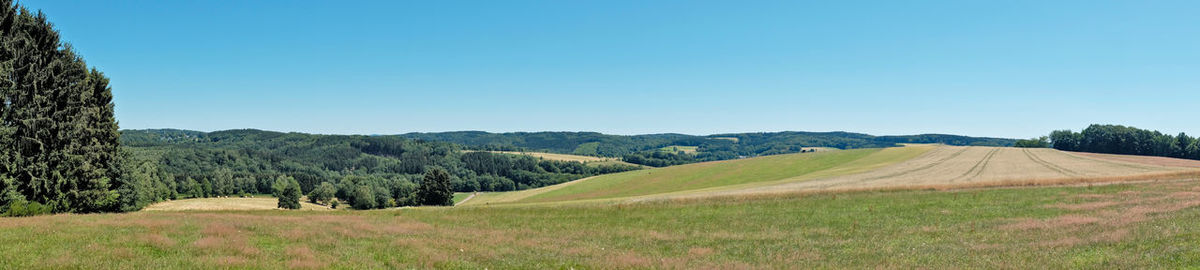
[0,0,123,213]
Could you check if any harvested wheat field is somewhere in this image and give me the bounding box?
[723,146,1200,196]
[143,198,333,211]
[466,145,1200,205]
[466,150,644,167]
[1071,151,1200,168]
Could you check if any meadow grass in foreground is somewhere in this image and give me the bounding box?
[2,179,1200,268]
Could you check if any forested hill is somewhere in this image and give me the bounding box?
[120,129,641,207]
[401,131,1015,156]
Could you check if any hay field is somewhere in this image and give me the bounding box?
[714,146,1198,197]
[1072,151,1200,168]
[468,145,1200,205]
[143,198,333,211]
[470,151,644,167]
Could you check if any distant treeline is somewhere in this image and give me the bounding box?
[123,129,640,209]
[403,131,1016,167]
[1049,124,1200,160]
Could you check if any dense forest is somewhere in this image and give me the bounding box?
[1049,124,1200,160]
[122,129,641,209]
[404,131,1016,167]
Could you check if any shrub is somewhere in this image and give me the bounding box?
[4,200,52,217]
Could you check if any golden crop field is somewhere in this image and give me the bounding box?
[468,145,1200,205]
[143,198,333,211]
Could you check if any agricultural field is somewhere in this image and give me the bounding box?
[5,179,1200,268]
[723,146,1197,196]
[709,136,739,143]
[468,150,644,167]
[143,198,332,211]
[487,146,929,204]
[466,145,1200,205]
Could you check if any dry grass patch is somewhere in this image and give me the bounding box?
[145,197,331,211]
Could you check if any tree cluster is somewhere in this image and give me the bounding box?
[1014,137,1050,148]
[1049,124,1200,160]
[621,151,696,167]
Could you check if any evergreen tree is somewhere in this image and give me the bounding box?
[416,168,453,206]
[0,1,126,214]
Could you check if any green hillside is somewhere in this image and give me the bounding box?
[466,145,933,205]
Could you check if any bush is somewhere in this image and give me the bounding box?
[4,200,53,217]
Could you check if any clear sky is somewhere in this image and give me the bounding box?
[20,0,1200,138]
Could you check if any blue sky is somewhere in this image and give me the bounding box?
[21,0,1200,138]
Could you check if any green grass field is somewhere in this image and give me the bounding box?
[473,145,932,204]
[451,193,472,204]
[3,179,1200,268]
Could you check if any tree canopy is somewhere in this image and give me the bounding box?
[1049,124,1200,160]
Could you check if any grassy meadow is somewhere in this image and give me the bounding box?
[3,179,1200,268]
[474,146,932,205]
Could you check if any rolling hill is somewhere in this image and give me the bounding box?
[462,145,1200,205]
[400,131,1016,160]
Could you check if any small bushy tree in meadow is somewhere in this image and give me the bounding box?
[416,168,453,206]
[277,177,302,210]
[308,182,336,205]
[353,185,376,209]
